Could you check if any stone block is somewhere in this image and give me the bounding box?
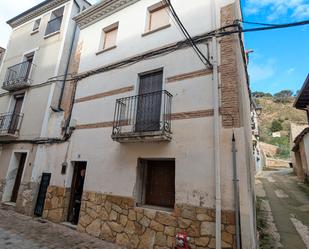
[155,212,176,227]
[164,226,175,237]
[116,233,130,246]
[195,237,210,247]
[150,220,164,232]
[86,219,101,237]
[138,228,155,249]
[201,222,215,236]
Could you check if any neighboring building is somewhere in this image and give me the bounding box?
[38,0,257,248]
[290,123,307,178]
[272,131,281,138]
[251,98,264,173]
[293,74,309,182]
[0,47,5,66]
[0,0,90,216]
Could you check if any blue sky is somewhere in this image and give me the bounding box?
[241,0,309,94]
[0,0,308,94]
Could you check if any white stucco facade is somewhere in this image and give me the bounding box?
[0,0,90,215]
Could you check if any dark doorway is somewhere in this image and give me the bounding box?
[8,94,24,134]
[68,162,87,224]
[11,153,27,203]
[135,70,163,132]
[34,173,51,216]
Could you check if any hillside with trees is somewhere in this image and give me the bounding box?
[253,90,307,159]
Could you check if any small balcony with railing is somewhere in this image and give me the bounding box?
[2,61,33,91]
[0,113,24,137]
[112,90,173,142]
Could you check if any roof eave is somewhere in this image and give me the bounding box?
[294,73,309,109]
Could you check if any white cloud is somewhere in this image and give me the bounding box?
[287,68,295,74]
[249,58,276,82]
[0,0,98,47]
[244,0,309,21]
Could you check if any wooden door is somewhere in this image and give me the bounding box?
[68,162,86,224]
[135,70,163,132]
[8,95,24,134]
[11,153,27,203]
[145,160,175,208]
[34,173,51,216]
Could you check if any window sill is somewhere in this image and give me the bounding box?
[142,24,171,37]
[30,30,39,36]
[139,204,174,213]
[96,45,117,55]
[44,30,60,39]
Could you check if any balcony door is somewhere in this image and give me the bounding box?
[135,70,163,132]
[24,53,34,80]
[8,94,24,134]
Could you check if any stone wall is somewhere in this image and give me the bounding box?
[0,179,5,202]
[15,181,39,216]
[43,186,70,223]
[77,191,236,249]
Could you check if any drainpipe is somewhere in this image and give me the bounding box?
[232,133,241,249]
[210,0,221,248]
[55,0,81,111]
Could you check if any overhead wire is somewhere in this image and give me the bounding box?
[161,0,212,68]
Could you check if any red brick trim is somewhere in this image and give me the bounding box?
[75,121,114,130]
[166,69,212,83]
[171,109,214,120]
[75,86,134,104]
[220,4,241,128]
[75,109,214,130]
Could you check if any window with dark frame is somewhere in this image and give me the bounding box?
[45,6,65,36]
[146,2,170,32]
[136,159,175,209]
[32,18,41,32]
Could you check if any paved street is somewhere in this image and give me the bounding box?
[0,208,122,249]
[256,168,309,249]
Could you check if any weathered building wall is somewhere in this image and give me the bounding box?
[39,0,256,248]
[0,0,90,217]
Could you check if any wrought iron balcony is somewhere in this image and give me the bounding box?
[112,90,173,142]
[2,61,33,91]
[45,16,63,36]
[0,112,24,136]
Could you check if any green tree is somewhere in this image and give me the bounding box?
[270,119,283,132]
[252,91,273,98]
[274,90,293,103]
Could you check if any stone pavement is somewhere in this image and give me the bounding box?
[256,168,309,249]
[0,208,123,249]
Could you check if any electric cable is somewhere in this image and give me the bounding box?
[162,0,212,68]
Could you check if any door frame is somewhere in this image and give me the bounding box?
[2,150,29,203]
[135,68,164,132]
[135,67,164,96]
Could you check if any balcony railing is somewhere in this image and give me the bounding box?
[45,16,63,36]
[2,61,33,91]
[0,113,23,136]
[112,90,173,142]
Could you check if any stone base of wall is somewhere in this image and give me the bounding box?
[43,186,70,223]
[77,191,236,249]
[15,182,39,216]
[0,179,5,202]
